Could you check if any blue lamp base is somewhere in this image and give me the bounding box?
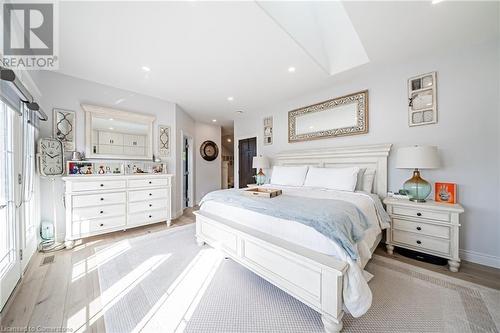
[403,169,431,202]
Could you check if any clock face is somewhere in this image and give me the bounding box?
[200,140,219,161]
[39,138,64,176]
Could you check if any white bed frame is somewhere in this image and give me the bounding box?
[194,144,392,332]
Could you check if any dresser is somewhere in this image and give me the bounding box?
[63,174,173,248]
[383,198,464,272]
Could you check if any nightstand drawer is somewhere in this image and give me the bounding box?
[392,206,450,222]
[393,218,450,239]
[393,230,450,255]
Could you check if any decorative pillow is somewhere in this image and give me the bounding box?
[304,167,360,192]
[270,166,309,186]
[356,168,376,192]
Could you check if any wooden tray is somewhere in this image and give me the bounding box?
[244,187,282,198]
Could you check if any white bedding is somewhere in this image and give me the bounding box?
[200,184,389,317]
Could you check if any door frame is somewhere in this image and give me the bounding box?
[181,131,194,210]
[235,134,259,189]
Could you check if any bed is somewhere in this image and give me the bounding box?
[194,144,392,332]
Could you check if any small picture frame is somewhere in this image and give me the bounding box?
[53,108,76,151]
[158,125,170,158]
[408,72,437,127]
[263,116,273,145]
[435,182,457,204]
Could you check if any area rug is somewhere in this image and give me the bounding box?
[97,224,500,333]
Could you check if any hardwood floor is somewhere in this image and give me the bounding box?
[0,209,194,332]
[1,207,499,332]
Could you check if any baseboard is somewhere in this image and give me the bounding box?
[460,249,500,269]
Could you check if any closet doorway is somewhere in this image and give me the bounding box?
[238,137,256,188]
[182,132,194,210]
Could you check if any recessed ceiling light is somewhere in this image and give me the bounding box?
[212,119,217,123]
[431,0,444,4]
[227,96,234,101]
[141,66,151,72]
[288,66,296,73]
[236,110,244,114]
[109,127,114,130]
[109,118,114,121]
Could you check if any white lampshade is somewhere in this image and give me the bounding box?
[395,145,440,169]
[252,156,269,169]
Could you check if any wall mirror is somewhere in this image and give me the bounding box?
[83,104,155,160]
[288,90,368,142]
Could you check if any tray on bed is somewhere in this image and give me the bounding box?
[244,187,282,198]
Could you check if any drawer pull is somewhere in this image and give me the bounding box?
[100,210,104,214]
[416,226,422,231]
[148,215,152,218]
[100,184,104,187]
[148,181,152,184]
[149,193,152,196]
[416,212,422,217]
[416,240,422,245]
[100,223,104,227]
[100,198,104,201]
[149,204,152,207]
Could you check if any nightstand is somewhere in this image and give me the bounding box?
[383,197,464,272]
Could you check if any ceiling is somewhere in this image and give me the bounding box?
[55,1,499,127]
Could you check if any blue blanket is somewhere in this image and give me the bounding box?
[200,189,370,259]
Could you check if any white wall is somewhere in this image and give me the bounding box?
[235,39,500,267]
[195,122,222,204]
[30,71,178,239]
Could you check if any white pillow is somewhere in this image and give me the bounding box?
[356,168,376,192]
[270,166,309,186]
[304,167,360,192]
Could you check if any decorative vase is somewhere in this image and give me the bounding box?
[403,169,431,202]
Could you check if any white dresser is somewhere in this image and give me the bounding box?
[383,197,464,272]
[63,174,173,248]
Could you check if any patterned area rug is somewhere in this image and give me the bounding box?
[97,224,500,333]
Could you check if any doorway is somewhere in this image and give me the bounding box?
[182,133,194,210]
[238,137,257,188]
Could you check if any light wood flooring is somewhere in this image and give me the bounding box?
[1,207,499,332]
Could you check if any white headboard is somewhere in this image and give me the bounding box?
[273,144,392,198]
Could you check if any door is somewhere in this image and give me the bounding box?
[238,137,256,188]
[0,101,21,311]
[183,136,189,208]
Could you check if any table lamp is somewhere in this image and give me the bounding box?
[252,155,269,185]
[395,145,440,202]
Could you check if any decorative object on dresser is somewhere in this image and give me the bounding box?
[200,140,219,161]
[82,104,155,160]
[435,182,457,204]
[408,71,437,126]
[384,197,464,272]
[263,116,273,145]
[37,138,65,177]
[63,174,173,249]
[395,145,440,202]
[252,155,269,185]
[158,125,171,158]
[53,108,76,151]
[288,90,368,143]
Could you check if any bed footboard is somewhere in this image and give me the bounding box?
[194,210,348,333]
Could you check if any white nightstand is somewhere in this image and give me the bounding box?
[383,197,464,272]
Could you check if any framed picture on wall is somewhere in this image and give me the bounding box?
[264,116,273,145]
[408,72,437,127]
[158,125,170,158]
[53,108,76,151]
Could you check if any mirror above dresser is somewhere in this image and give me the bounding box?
[83,104,155,160]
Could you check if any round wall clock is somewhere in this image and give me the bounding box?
[200,140,219,161]
[38,138,65,177]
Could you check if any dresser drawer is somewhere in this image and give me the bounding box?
[128,199,168,214]
[392,206,450,222]
[72,192,126,208]
[393,229,450,255]
[128,209,168,226]
[71,180,126,192]
[128,188,168,202]
[72,216,125,237]
[128,177,169,188]
[72,204,126,221]
[393,218,450,239]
